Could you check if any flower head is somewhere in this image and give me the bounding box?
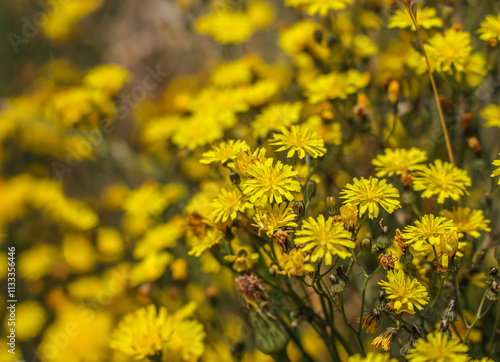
[440,207,491,238]
[425,28,472,73]
[481,103,500,128]
[378,269,429,314]
[388,6,443,30]
[274,248,315,277]
[412,160,471,204]
[371,328,399,351]
[252,102,303,138]
[224,248,259,272]
[348,351,397,362]
[340,177,401,219]
[200,140,250,164]
[477,15,500,43]
[372,147,427,178]
[406,331,469,362]
[242,158,301,207]
[196,11,253,44]
[269,125,326,159]
[295,215,355,264]
[209,187,250,223]
[305,70,370,104]
[491,154,500,184]
[188,228,225,257]
[252,202,298,237]
[402,214,457,251]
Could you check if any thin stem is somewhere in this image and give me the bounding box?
[464,292,492,344]
[406,3,455,165]
[358,265,382,333]
[487,301,500,354]
[429,275,446,310]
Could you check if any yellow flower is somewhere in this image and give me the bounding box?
[295,215,355,264]
[172,114,224,150]
[133,218,183,259]
[340,177,401,219]
[302,0,353,16]
[252,102,303,138]
[252,202,298,237]
[164,317,206,362]
[224,248,260,272]
[304,116,343,145]
[406,331,469,362]
[372,147,427,177]
[371,328,398,351]
[18,244,59,281]
[170,258,188,281]
[242,158,301,207]
[481,103,500,128]
[378,269,429,314]
[242,79,280,107]
[402,214,457,250]
[228,147,267,177]
[424,28,472,73]
[492,154,500,184]
[273,248,315,277]
[412,160,471,204]
[83,64,131,96]
[477,15,500,42]
[210,60,253,87]
[123,182,167,217]
[97,227,124,261]
[110,305,171,360]
[269,125,326,159]
[201,140,250,164]
[63,233,96,273]
[348,351,398,362]
[210,187,251,223]
[196,11,254,43]
[388,6,443,30]
[7,301,47,341]
[188,228,225,257]
[130,252,173,286]
[247,0,275,29]
[305,70,370,104]
[439,207,491,238]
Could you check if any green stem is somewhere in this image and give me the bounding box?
[337,293,366,356]
[487,301,500,354]
[358,265,382,333]
[464,292,492,344]
[429,275,446,310]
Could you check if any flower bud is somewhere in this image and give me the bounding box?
[376,235,392,250]
[361,237,372,255]
[250,311,289,354]
[400,250,413,265]
[374,291,388,312]
[268,266,276,277]
[326,196,337,216]
[441,300,457,323]
[293,201,305,218]
[230,171,241,186]
[306,180,317,200]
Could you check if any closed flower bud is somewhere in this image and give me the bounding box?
[306,180,317,200]
[400,250,413,265]
[441,300,457,323]
[375,291,388,311]
[230,171,241,186]
[376,235,392,250]
[326,196,337,216]
[293,201,305,218]
[250,311,289,354]
[361,237,372,255]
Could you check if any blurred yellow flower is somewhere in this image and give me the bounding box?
[492,154,500,184]
[196,11,254,43]
[305,70,370,104]
[97,227,124,261]
[252,102,303,138]
[225,248,260,272]
[477,14,500,42]
[439,207,491,238]
[63,233,96,273]
[83,64,131,96]
[201,140,250,164]
[388,6,443,30]
[372,147,427,178]
[425,28,472,74]
[188,228,225,257]
[273,248,315,277]
[130,252,173,286]
[18,244,59,281]
[347,351,398,362]
[6,301,47,341]
[481,102,500,128]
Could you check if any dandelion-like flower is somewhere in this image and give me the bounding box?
[252,102,303,138]
[305,70,370,104]
[196,11,254,44]
[412,160,471,204]
[299,0,353,16]
[491,154,500,184]
[406,331,469,362]
[371,328,399,351]
[348,351,397,362]
[269,125,326,159]
[242,158,301,207]
[425,28,472,73]
[372,147,427,178]
[200,140,250,164]
[252,202,298,237]
[224,248,259,272]
[402,214,457,251]
[440,207,491,238]
[388,6,443,30]
[481,102,500,128]
[477,15,500,43]
[295,215,355,264]
[340,177,401,219]
[188,228,225,257]
[209,187,250,223]
[378,269,429,314]
[274,248,315,277]
[228,147,267,177]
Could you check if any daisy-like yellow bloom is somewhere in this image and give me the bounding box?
[477,15,500,42]
[305,70,370,104]
[196,11,253,44]
[228,147,267,177]
[388,6,443,30]
[406,331,469,362]
[252,202,298,237]
[273,248,315,277]
[412,160,471,204]
[9,301,47,341]
[372,148,427,178]
[110,304,171,360]
[371,328,398,351]
[425,28,472,74]
[242,158,301,207]
[252,102,303,138]
[188,228,225,257]
[201,140,250,164]
[172,114,224,150]
[224,248,259,272]
[295,215,355,264]
[83,64,131,96]
[481,102,500,128]
[296,0,353,16]
[402,214,457,250]
[347,351,398,362]
[209,187,250,223]
[130,252,173,286]
[210,60,253,88]
[440,207,491,238]
[378,269,429,314]
[340,177,401,219]
[269,125,326,159]
[492,154,500,184]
